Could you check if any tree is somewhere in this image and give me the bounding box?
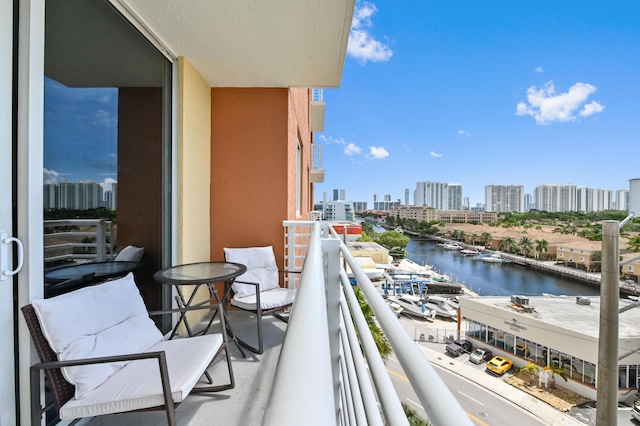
[544,364,568,389]
[480,232,492,248]
[534,239,548,260]
[518,237,533,258]
[501,237,517,253]
[627,235,640,252]
[520,361,540,386]
[402,402,431,426]
[353,287,392,360]
[375,231,410,251]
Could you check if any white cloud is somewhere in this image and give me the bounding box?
[430,151,443,158]
[347,2,393,64]
[101,177,117,192]
[458,129,470,137]
[43,168,60,184]
[367,146,389,159]
[580,101,605,117]
[516,81,604,124]
[344,143,362,156]
[535,66,544,73]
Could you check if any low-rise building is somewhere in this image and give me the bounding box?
[556,241,602,272]
[460,294,640,401]
[388,205,497,224]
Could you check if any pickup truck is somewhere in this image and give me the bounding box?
[445,339,473,357]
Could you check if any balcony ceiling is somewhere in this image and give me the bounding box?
[122,0,355,88]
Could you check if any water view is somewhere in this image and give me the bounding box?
[405,238,601,297]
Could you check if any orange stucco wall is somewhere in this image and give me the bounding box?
[210,88,311,268]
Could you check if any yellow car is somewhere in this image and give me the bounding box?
[486,356,513,376]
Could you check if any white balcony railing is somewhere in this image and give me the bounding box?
[272,221,473,426]
[44,219,114,264]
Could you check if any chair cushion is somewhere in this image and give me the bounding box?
[114,245,145,262]
[223,246,280,298]
[59,334,223,419]
[32,273,163,399]
[231,287,296,311]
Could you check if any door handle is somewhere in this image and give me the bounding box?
[1,232,24,280]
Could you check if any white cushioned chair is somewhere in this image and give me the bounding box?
[223,246,296,354]
[22,273,234,425]
[114,245,145,262]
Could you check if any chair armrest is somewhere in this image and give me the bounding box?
[31,350,170,371]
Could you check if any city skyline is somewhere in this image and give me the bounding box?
[315,1,639,206]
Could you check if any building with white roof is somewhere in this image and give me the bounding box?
[459,294,640,401]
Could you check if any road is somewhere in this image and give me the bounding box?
[386,354,546,425]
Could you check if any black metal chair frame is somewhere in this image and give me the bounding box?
[22,299,235,426]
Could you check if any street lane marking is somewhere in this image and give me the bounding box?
[458,391,485,406]
[388,368,488,426]
[405,398,423,409]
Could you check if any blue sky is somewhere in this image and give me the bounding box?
[44,78,118,190]
[316,1,640,206]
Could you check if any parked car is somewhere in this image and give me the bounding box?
[445,339,473,357]
[469,348,493,364]
[515,343,530,357]
[486,356,513,376]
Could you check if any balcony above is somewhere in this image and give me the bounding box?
[310,143,324,183]
[310,89,326,132]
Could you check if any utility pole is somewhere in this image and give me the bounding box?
[596,214,633,425]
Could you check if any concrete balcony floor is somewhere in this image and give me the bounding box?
[85,311,287,426]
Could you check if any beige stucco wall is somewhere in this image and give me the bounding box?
[178,57,211,263]
[178,57,212,329]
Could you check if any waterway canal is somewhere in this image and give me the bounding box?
[405,239,601,297]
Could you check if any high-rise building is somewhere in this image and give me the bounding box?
[524,193,533,211]
[485,184,524,213]
[45,181,104,210]
[324,200,354,220]
[448,184,463,210]
[630,178,640,215]
[405,188,409,206]
[414,181,448,209]
[616,189,630,211]
[536,183,612,213]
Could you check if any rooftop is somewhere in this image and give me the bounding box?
[464,295,640,340]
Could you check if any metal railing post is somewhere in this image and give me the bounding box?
[322,237,342,425]
[95,219,106,261]
[596,220,620,426]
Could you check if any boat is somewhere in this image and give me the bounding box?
[460,248,481,256]
[386,294,435,321]
[442,243,462,250]
[482,253,503,263]
[421,295,458,319]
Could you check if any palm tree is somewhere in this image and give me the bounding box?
[534,239,548,260]
[501,237,517,253]
[520,361,540,386]
[402,402,431,426]
[627,235,640,252]
[544,364,568,389]
[470,233,479,245]
[518,237,533,258]
[480,232,492,248]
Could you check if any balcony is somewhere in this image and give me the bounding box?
[310,88,325,132]
[310,143,325,183]
[84,221,471,426]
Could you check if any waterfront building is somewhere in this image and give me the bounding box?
[389,205,497,224]
[622,252,640,283]
[460,294,640,402]
[484,184,524,213]
[414,181,449,209]
[556,241,603,272]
